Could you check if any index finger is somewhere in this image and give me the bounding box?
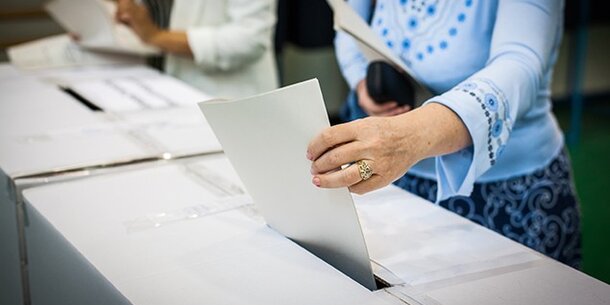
[307,121,358,161]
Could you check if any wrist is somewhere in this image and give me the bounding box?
[388,112,428,164]
[403,103,471,160]
[142,26,162,44]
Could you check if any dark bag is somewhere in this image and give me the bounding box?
[365,61,415,107]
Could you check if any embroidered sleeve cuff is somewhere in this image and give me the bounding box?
[423,79,512,201]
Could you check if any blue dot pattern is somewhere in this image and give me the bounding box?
[458,13,466,22]
[408,17,418,29]
[454,78,512,166]
[484,94,499,112]
[371,0,474,63]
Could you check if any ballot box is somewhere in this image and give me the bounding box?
[0,68,92,305]
[0,66,220,305]
[354,186,610,305]
[21,155,610,305]
[22,155,394,305]
[0,77,146,305]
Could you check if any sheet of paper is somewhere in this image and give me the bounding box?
[327,0,433,103]
[69,75,214,112]
[199,79,376,290]
[7,35,143,70]
[45,0,159,56]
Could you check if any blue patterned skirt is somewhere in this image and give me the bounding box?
[394,148,582,268]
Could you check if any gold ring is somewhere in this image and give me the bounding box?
[357,160,373,181]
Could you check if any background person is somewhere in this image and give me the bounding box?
[116,0,278,98]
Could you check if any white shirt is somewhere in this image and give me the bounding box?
[166,0,279,99]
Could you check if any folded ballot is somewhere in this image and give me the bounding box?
[199,79,377,290]
[327,0,433,103]
[45,0,159,56]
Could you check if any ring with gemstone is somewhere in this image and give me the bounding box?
[357,160,373,181]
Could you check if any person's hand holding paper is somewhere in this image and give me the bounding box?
[307,102,470,195]
[115,0,160,44]
[199,79,377,291]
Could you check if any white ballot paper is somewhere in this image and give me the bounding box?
[327,0,433,103]
[199,79,377,290]
[45,0,159,56]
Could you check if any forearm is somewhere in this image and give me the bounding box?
[392,102,472,162]
[147,30,193,57]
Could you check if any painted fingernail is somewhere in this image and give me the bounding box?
[312,177,321,187]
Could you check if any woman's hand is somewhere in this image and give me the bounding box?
[115,0,160,43]
[307,103,472,194]
[356,80,411,117]
[307,114,422,194]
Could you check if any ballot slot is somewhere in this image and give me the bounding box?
[374,276,392,290]
[60,86,104,111]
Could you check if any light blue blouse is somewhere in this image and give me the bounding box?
[335,0,565,201]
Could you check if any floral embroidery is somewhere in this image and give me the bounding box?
[456,79,511,166]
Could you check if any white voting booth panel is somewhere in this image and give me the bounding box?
[354,186,610,305]
[23,155,393,305]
